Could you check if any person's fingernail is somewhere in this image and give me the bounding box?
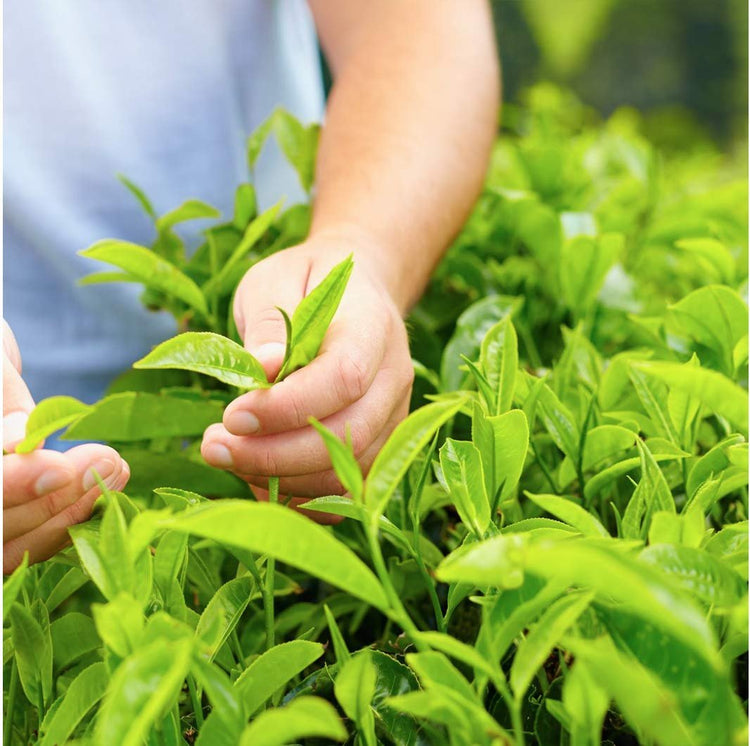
[82,459,117,492]
[253,342,286,365]
[3,411,29,450]
[225,410,260,435]
[203,443,233,469]
[34,468,73,497]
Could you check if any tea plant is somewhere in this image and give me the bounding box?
[4,91,748,745]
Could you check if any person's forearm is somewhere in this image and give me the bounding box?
[308,0,500,314]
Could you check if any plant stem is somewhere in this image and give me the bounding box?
[413,548,446,633]
[187,675,204,729]
[264,476,280,650]
[4,660,18,745]
[510,698,526,746]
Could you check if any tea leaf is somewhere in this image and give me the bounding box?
[235,640,325,716]
[15,396,91,453]
[196,576,254,662]
[239,696,347,746]
[134,332,269,390]
[309,418,364,502]
[335,651,378,746]
[80,240,209,315]
[439,438,491,535]
[479,316,518,414]
[3,554,28,622]
[164,501,389,610]
[525,493,609,537]
[271,109,320,194]
[10,602,53,707]
[276,255,354,380]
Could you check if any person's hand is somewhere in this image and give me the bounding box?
[3,320,130,573]
[200,237,414,502]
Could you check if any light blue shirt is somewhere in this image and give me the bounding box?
[5,1,325,407]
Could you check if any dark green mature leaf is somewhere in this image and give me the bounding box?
[276,255,354,380]
[439,438,491,535]
[134,332,268,390]
[10,602,53,707]
[15,396,91,453]
[63,391,224,441]
[479,316,518,414]
[633,361,749,433]
[235,640,325,716]
[366,396,468,517]
[38,662,109,746]
[80,240,209,315]
[239,696,347,746]
[164,501,389,610]
[95,638,193,746]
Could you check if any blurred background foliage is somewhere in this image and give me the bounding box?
[492,0,748,150]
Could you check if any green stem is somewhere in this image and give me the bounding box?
[4,660,18,745]
[413,548,446,633]
[230,629,246,668]
[510,698,526,746]
[187,675,204,729]
[264,477,280,651]
[531,438,558,494]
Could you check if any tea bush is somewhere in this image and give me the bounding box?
[4,87,748,745]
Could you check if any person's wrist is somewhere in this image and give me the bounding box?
[305,223,411,315]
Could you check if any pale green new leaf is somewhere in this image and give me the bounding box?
[234,640,325,716]
[10,602,53,707]
[525,493,609,537]
[276,255,353,380]
[164,501,389,611]
[134,332,269,390]
[439,438,491,535]
[196,576,254,661]
[239,696,347,746]
[15,396,91,453]
[3,554,28,622]
[335,651,378,746]
[479,316,518,414]
[156,199,221,231]
[80,240,208,315]
[309,418,363,502]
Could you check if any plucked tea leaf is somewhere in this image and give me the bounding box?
[276,255,354,380]
[15,396,91,453]
[134,332,268,390]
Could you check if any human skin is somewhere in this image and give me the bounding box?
[201,0,500,499]
[2,321,131,573]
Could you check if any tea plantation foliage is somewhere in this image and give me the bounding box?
[4,87,748,745]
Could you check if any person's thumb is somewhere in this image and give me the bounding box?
[3,321,36,452]
[234,278,298,383]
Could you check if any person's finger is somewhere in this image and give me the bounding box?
[203,367,408,477]
[233,259,310,382]
[223,310,390,436]
[3,322,36,452]
[3,444,129,542]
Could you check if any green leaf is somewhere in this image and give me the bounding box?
[536,382,580,461]
[156,199,221,231]
[3,554,28,622]
[234,640,325,716]
[95,638,193,746]
[239,696,347,746]
[581,425,637,470]
[510,590,594,699]
[276,255,354,380]
[366,396,468,516]
[202,201,283,298]
[525,493,609,537]
[38,662,109,746]
[63,391,224,442]
[78,271,141,286]
[164,500,389,611]
[559,233,621,316]
[50,613,101,671]
[91,594,145,658]
[633,361,749,434]
[628,364,680,444]
[324,604,351,664]
[668,285,748,374]
[246,116,275,171]
[117,174,157,220]
[472,406,529,505]
[309,418,364,502]
[686,434,747,500]
[335,651,378,746]
[479,316,518,414]
[439,438,491,535]
[196,576,254,661]
[621,439,675,540]
[79,240,209,315]
[673,238,735,284]
[15,396,91,453]
[271,109,320,194]
[10,602,53,707]
[134,332,269,390]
